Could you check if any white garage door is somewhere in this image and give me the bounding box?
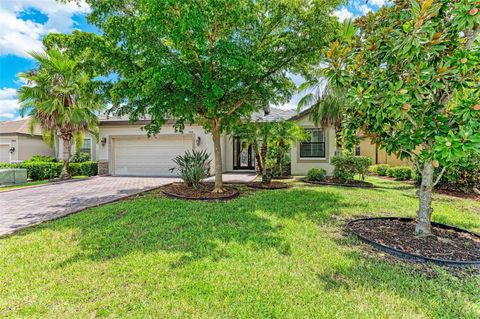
[0,145,10,163]
[113,135,193,176]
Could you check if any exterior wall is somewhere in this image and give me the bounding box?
[359,137,411,166]
[18,135,54,160]
[290,115,335,176]
[0,135,53,163]
[97,123,227,175]
[56,132,96,161]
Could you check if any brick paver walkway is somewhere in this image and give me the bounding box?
[0,176,176,236]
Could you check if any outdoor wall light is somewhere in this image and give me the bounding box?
[9,147,15,153]
[101,137,107,146]
[196,136,201,146]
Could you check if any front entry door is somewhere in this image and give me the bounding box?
[233,137,255,170]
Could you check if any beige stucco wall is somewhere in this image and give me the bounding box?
[359,137,410,166]
[290,114,335,176]
[96,123,227,174]
[0,135,53,163]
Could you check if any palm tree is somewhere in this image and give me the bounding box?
[18,49,102,179]
[297,19,356,149]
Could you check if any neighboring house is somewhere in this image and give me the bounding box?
[0,118,54,163]
[57,107,336,176]
[357,135,410,166]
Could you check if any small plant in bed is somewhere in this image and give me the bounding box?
[305,155,373,187]
[165,150,238,200]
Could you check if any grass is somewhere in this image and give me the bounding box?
[0,177,479,318]
[0,176,89,192]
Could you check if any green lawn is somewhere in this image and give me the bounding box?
[0,177,479,318]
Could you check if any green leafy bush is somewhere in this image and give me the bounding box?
[386,167,395,178]
[19,162,62,180]
[25,155,57,163]
[307,168,327,181]
[433,154,480,194]
[71,152,91,163]
[70,161,98,176]
[0,163,18,168]
[369,164,390,176]
[391,166,413,180]
[171,150,211,189]
[331,155,372,183]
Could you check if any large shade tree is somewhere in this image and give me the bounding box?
[18,49,102,179]
[326,0,480,236]
[57,0,341,192]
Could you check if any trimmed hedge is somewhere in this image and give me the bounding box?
[307,168,327,181]
[369,164,390,176]
[70,161,98,177]
[0,160,98,181]
[390,166,413,180]
[331,155,372,183]
[20,162,63,180]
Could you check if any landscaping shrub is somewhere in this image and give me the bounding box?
[0,163,18,169]
[25,155,57,163]
[391,166,413,180]
[71,152,91,163]
[70,161,98,177]
[369,164,390,176]
[331,155,372,183]
[386,167,395,178]
[307,168,327,181]
[19,162,62,180]
[171,150,211,189]
[432,154,480,194]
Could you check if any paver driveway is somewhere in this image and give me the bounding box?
[0,176,176,237]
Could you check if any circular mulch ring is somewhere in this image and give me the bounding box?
[247,181,289,190]
[271,175,293,180]
[303,178,374,188]
[162,182,239,201]
[347,217,480,268]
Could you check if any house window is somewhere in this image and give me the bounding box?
[300,129,325,158]
[355,144,361,156]
[80,138,92,159]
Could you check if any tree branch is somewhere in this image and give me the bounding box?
[433,166,446,187]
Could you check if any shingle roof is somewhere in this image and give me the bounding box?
[99,107,303,124]
[0,118,42,136]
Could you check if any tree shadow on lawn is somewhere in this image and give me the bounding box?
[322,232,480,318]
[42,188,347,267]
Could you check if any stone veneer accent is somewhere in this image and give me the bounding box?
[98,161,109,175]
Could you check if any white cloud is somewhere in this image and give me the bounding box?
[333,7,355,22]
[369,0,387,7]
[357,4,373,15]
[0,0,89,58]
[0,87,20,120]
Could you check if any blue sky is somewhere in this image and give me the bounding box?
[0,0,385,121]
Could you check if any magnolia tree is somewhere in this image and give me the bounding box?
[57,0,340,192]
[325,0,480,236]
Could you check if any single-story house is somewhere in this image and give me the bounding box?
[0,118,54,163]
[61,107,336,176]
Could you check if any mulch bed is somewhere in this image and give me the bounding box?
[161,182,239,201]
[271,175,294,180]
[435,189,480,201]
[303,177,374,188]
[247,181,289,190]
[348,217,480,265]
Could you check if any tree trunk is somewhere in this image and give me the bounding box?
[260,142,270,184]
[211,121,224,193]
[59,137,72,180]
[415,160,434,237]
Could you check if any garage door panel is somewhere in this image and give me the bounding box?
[0,145,10,163]
[113,136,192,176]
